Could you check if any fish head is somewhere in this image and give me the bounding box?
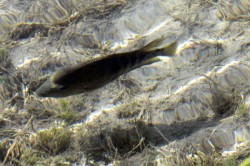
[35,68,81,97]
[35,67,88,97]
[35,77,71,97]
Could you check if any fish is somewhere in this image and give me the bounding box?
[35,38,177,97]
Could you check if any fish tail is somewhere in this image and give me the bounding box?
[141,38,177,56]
[158,41,178,56]
[141,38,165,52]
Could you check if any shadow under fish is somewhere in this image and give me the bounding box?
[35,38,178,97]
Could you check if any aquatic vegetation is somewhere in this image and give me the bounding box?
[235,103,249,119]
[19,147,42,166]
[55,99,79,123]
[0,0,135,40]
[0,123,71,165]
[240,155,250,166]
[0,12,17,34]
[204,74,242,117]
[152,147,240,166]
[0,48,7,61]
[176,39,224,65]
[117,141,250,166]
[78,0,132,19]
[214,0,250,20]
[9,23,50,40]
[36,125,71,155]
[72,120,148,161]
[24,96,56,119]
[0,47,13,70]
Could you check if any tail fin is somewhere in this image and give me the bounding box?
[141,38,165,52]
[159,41,178,56]
[141,38,178,56]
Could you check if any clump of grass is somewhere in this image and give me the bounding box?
[235,103,249,119]
[0,48,25,110]
[73,121,147,162]
[79,0,132,19]
[20,146,42,165]
[152,140,250,166]
[0,48,13,71]
[19,142,72,165]
[55,99,79,123]
[203,74,242,117]
[0,139,10,162]
[116,101,142,119]
[152,144,238,166]
[116,97,151,119]
[214,0,250,21]
[0,48,7,61]
[222,155,237,166]
[24,96,55,119]
[0,139,23,165]
[36,125,71,155]
[240,155,250,166]
[0,118,73,165]
[9,23,50,40]
[35,155,72,166]
[113,147,158,166]
[0,117,35,165]
[171,147,220,165]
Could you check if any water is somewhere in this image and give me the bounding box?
[0,0,250,165]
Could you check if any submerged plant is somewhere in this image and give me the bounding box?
[36,125,71,155]
[240,155,250,166]
[55,99,79,123]
[235,104,249,119]
[20,147,42,165]
[0,48,7,61]
[202,74,242,117]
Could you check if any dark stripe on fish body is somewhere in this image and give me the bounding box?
[128,51,150,70]
[117,52,145,74]
[120,55,131,72]
[106,53,132,74]
[93,54,125,81]
[108,59,123,73]
[128,54,138,69]
[135,52,147,64]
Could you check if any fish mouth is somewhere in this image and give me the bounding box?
[34,79,53,97]
[35,87,67,98]
[35,86,49,97]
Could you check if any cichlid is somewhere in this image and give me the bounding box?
[35,38,177,97]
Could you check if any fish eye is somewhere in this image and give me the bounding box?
[58,85,67,90]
